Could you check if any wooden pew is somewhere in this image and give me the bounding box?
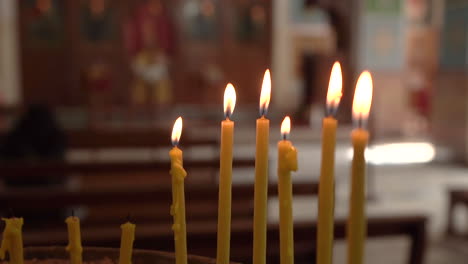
[0,159,255,181]
[0,158,255,190]
[446,188,468,236]
[66,129,216,149]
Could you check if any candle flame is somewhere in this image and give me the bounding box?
[224,83,236,119]
[281,116,291,139]
[352,71,373,123]
[326,62,342,114]
[171,117,183,146]
[259,69,271,116]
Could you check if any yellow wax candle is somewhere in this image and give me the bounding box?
[277,117,298,264]
[0,217,24,264]
[170,117,188,264]
[66,216,83,264]
[119,221,136,264]
[217,83,236,264]
[347,71,373,264]
[317,62,342,264]
[253,70,271,264]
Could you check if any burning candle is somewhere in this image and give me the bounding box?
[66,215,83,264]
[0,217,24,264]
[170,117,188,264]
[217,84,236,264]
[317,62,342,264]
[277,116,298,264]
[347,71,373,264]
[119,220,136,264]
[253,70,271,264]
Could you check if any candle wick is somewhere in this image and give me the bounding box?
[326,101,339,117]
[71,209,75,217]
[225,107,232,120]
[354,113,367,130]
[126,213,131,222]
[259,105,268,117]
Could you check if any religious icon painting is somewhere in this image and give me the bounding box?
[181,0,219,41]
[22,0,63,47]
[123,0,176,108]
[234,0,267,42]
[80,0,117,43]
[82,61,114,107]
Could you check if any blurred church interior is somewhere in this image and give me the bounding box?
[0,0,468,263]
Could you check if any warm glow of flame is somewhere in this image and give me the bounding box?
[171,117,183,145]
[223,83,236,118]
[281,116,291,138]
[352,71,373,121]
[326,62,342,109]
[259,69,271,115]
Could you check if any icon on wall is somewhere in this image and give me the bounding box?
[80,0,116,43]
[123,0,176,107]
[234,0,267,42]
[182,0,218,40]
[23,0,63,46]
[290,0,329,24]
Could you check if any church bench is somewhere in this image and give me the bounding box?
[446,188,468,236]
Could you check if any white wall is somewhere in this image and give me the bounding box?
[272,0,334,115]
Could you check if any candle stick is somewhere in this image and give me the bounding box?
[277,117,298,264]
[0,217,24,264]
[217,84,236,264]
[317,62,342,264]
[119,220,136,264]
[347,71,373,264]
[253,70,271,264]
[66,215,83,264]
[170,117,188,264]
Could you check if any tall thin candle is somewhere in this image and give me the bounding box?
[277,116,298,264]
[347,71,373,264]
[217,84,236,264]
[170,117,188,264]
[317,62,342,264]
[253,70,271,264]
